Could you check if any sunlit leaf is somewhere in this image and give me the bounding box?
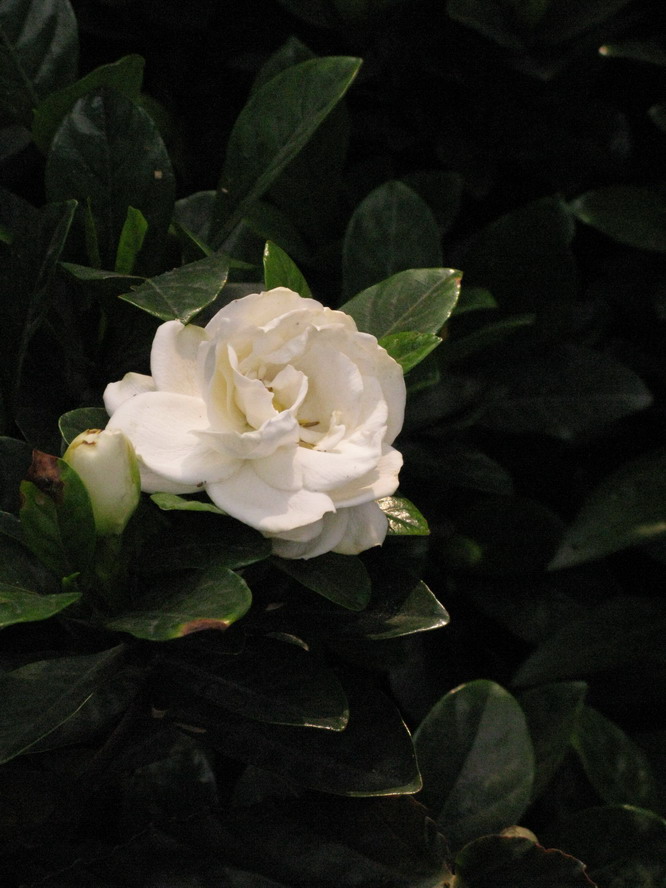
[379,332,442,373]
[378,496,430,536]
[263,240,312,297]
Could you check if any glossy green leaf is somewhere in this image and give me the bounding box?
[452,285,497,315]
[212,57,362,243]
[0,0,78,126]
[362,580,449,640]
[342,268,461,340]
[379,332,442,373]
[548,805,666,888]
[106,564,252,640]
[114,206,148,274]
[518,682,588,799]
[119,252,230,323]
[571,186,666,253]
[32,54,145,153]
[414,680,534,849]
[171,679,421,796]
[342,181,442,298]
[263,240,312,297]
[58,407,109,447]
[478,345,652,439]
[573,706,658,809]
[513,596,666,687]
[163,635,348,730]
[274,552,372,611]
[173,190,216,242]
[45,88,175,271]
[150,492,225,515]
[0,583,79,629]
[454,835,593,888]
[378,496,430,536]
[0,645,126,763]
[19,451,96,578]
[59,261,145,296]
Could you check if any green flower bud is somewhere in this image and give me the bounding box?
[64,429,141,536]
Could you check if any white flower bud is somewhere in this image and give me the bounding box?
[64,429,141,536]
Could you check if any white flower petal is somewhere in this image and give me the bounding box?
[270,510,349,560]
[104,372,155,416]
[205,288,307,337]
[200,408,299,460]
[333,502,388,555]
[295,436,383,493]
[206,463,334,533]
[107,391,237,487]
[151,320,208,396]
[330,446,403,507]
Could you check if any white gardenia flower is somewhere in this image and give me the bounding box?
[104,287,406,558]
[64,428,141,536]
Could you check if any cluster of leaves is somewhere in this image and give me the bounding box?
[1,0,665,885]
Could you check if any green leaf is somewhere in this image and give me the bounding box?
[45,88,175,271]
[573,706,658,809]
[513,596,666,687]
[0,435,31,511]
[59,261,145,296]
[571,186,666,253]
[119,252,230,323]
[0,0,78,126]
[0,584,79,629]
[263,240,312,297]
[550,450,666,569]
[378,496,430,536]
[452,285,497,315]
[19,451,96,578]
[548,805,666,888]
[342,267,461,340]
[274,552,372,611]
[170,678,421,796]
[342,181,443,299]
[440,313,534,366]
[163,635,348,730]
[401,441,514,496]
[212,57,362,244]
[518,682,588,799]
[150,492,225,515]
[379,331,442,373]
[0,645,126,764]
[454,835,593,888]
[413,679,534,850]
[32,54,145,153]
[599,39,666,66]
[106,564,252,640]
[173,189,216,241]
[0,532,60,594]
[114,205,148,274]
[58,406,109,447]
[536,0,637,45]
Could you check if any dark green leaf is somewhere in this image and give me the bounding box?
[548,805,666,888]
[361,580,449,640]
[518,682,588,799]
[571,186,666,253]
[401,169,464,234]
[447,0,527,49]
[550,450,666,569]
[649,103,666,133]
[379,332,442,373]
[119,252,230,323]
[263,240,312,297]
[413,679,534,849]
[19,451,96,578]
[251,35,315,93]
[573,706,658,809]
[212,57,361,243]
[342,181,443,298]
[379,496,430,536]
[536,0,637,45]
[0,532,60,594]
[106,564,252,640]
[452,285,497,315]
[273,552,372,611]
[454,835,594,888]
[59,260,145,296]
[150,492,225,515]
[58,407,109,447]
[0,435,31,511]
[32,54,145,153]
[401,441,514,495]
[45,88,175,271]
[171,678,421,796]
[478,345,652,439]
[342,268,461,339]
[173,189,216,242]
[0,0,78,126]
[0,645,125,763]
[513,596,666,687]
[0,583,79,628]
[163,635,348,730]
[114,205,148,274]
[439,313,534,366]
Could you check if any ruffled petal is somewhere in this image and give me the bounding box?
[333,502,388,555]
[295,434,383,493]
[150,320,208,396]
[270,510,349,560]
[330,446,402,507]
[104,373,155,416]
[107,391,237,488]
[206,463,334,533]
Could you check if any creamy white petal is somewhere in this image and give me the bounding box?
[206,463,334,533]
[252,447,303,491]
[200,408,299,460]
[295,436,383,493]
[107,391,237,487]
[330,446,402,507]
[205,288,307,337]
[270,510,349,560]
[332,502,388,555]
[104,373,155,416]
[199,341,246,432]
[150,320,208,396]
